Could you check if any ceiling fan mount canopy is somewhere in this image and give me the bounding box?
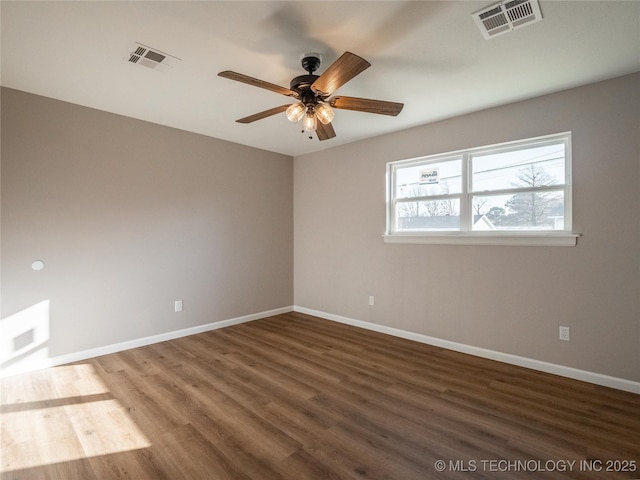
[218,51,404,141]
[300,53,321,75]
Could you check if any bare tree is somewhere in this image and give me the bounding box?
[397,181,460,220]
[397,185,423,218]
[438,180,458,216]
[473,197,488,216]
[505,164,559,226]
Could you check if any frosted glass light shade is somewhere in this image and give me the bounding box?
[315,103,335,124]
[285,102,305,122]
[302,112,317,132]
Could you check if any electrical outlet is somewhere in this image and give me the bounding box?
[175,300,183,313]
[368,296,375,306]
[559,326,570,342]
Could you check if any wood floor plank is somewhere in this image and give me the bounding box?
[2,312,638,479]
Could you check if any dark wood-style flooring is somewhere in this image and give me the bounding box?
[2,312,639,479]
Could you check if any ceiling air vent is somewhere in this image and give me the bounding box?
[125,42,180,72]
[473,0,542,39]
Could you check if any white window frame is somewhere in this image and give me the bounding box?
[384,132,580,246]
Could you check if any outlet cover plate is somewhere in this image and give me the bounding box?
[559,326,570,341]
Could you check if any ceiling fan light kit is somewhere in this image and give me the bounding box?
[218,51,404,141]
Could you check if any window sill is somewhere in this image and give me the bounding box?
[383,232,580,247]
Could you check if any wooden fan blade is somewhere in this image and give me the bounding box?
[218,71,298,98]
[311,52,371,96]
[236,105,290,124]
[329,96,404,116]
[316,121,336,141]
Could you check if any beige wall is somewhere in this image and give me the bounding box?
[3,74,639,384]
[294,73,640,382]
[1,88,293,367]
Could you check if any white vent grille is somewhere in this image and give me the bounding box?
[473,0,542,39]
[125,43,180,72]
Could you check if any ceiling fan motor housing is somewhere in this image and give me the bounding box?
[290,74,320,100]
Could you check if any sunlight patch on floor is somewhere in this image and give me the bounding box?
[1,364,151,472]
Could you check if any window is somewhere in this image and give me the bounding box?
[385,132,578,246]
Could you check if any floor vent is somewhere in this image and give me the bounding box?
[125,43,180,72]
[473,0,542,39]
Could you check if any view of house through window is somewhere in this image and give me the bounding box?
[387,132,571,236]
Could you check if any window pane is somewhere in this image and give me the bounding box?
[395,158,462,199]
[396,198,460,231]
[472,192,565,231]
[471,143,565,192]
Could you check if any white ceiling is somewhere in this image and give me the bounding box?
[1,1,639,157]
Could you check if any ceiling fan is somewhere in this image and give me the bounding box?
[218,52,404,141]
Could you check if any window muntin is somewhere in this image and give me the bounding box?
[387,133,572,238]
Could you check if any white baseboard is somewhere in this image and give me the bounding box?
[293,306,640,394]
[5,304,638,395]
[0,306,294,378]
